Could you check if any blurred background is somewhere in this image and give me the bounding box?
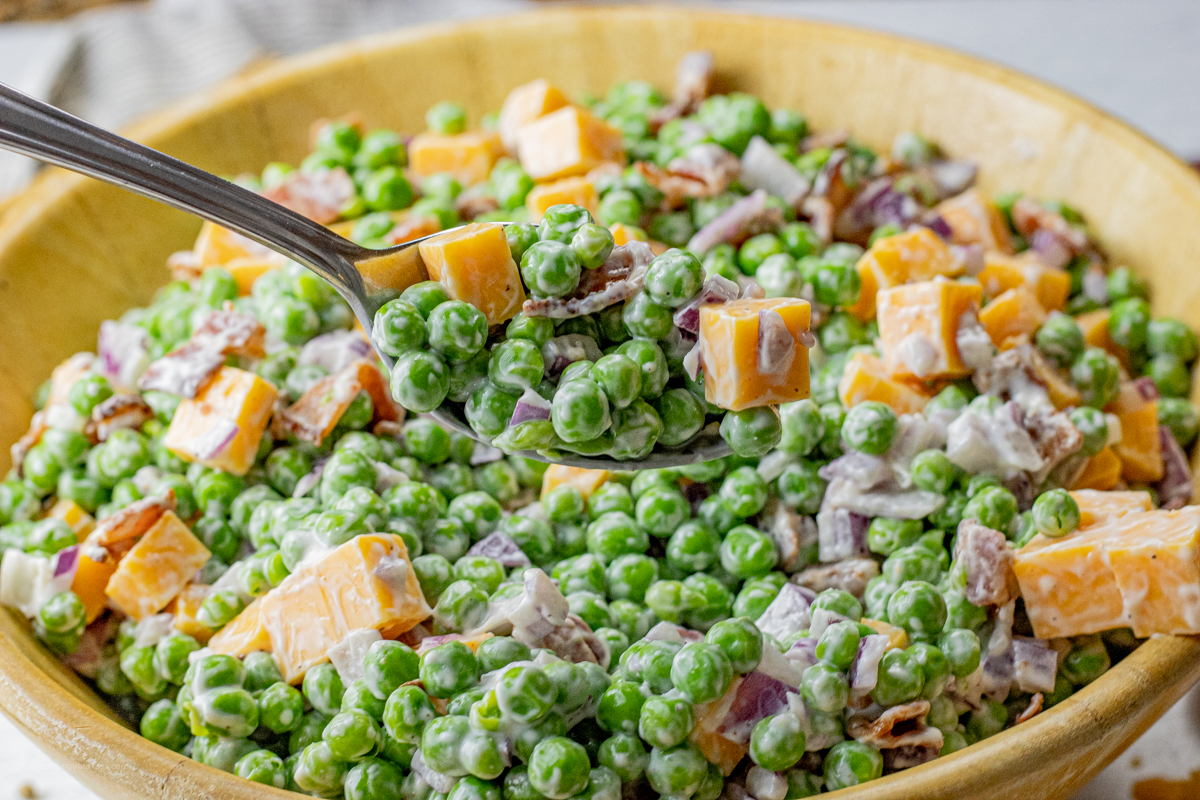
[1,0,1198,797]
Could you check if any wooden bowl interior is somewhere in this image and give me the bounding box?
[2,6,1200,799]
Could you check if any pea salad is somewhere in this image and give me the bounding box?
[2,51,1200,800]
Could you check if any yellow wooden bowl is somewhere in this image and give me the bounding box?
[2,6,1200,799]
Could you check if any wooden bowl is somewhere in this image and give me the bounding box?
[2,7,1200,799]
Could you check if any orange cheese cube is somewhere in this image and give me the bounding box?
[516,106,625,182]
[221,258,280,295]
[172,583,215,644]
[934,189,1013,253]
[837,352,933,414]
[525,176,599,222]
[104,511,211,619]
[418,222,526,327]
[979,286,1047,349]
[193,222,278,266]
[978,254,1071,312]
[876,280,982,380]
[541,465,612,501]
[409,131,503,186]
[860,618,910,650]
[48,499,95,538]
[162,367,279,476]
[71,553,116,624]
[1070,447,1123,491]
[1014,523,1131,639]
[209,597,271,656]
[498,79,569,155]
[47,353,94,407]
[700,297,811,411]
[1028,349,1082,410]
[609,223,648,246]
[1104,507,1200,637]
[1107,381,1163,483]
[1070,489,1154,529]
[1076,309,1130,370]
[256,534,429,684]
[846,227,962,320]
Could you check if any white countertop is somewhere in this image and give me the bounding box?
[2,1,1199,797]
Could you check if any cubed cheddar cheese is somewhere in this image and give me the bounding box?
[223,258,280,296]
[837,352,933,414]
[541,465,611,501]
[845,228,963,321]
[876,280,982,380]
[418,222,526,326]
[1105,506,1200,637]
[104,511,211,619]
[700,297,811,411]
[47,499,95,538]
[609,223,648,246]
[409,131,503,186]
[978,253,1071,312]
[933,189,1014,253]
[1107,381,1163,483]
[193,221,279,266]
[516,106,625,182]
[525,176,599,222]
[1070,447,1123,491]
[209,597,270,656]
[1028,349,1082,410]
[1076,309,1131,370]
[71,553,116,624]
[246,534,429,684]
[1070,489,1154,529]
[1014,523,1131,639]
[860,618,910,649]
[1017,507,1200,638]
[172,583,215,644]
[979,286,1047,349]
[47,353,94,407]
[162,366,279,476]
[498,79,569,155]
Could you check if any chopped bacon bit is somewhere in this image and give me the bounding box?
[261,167,356,225]
[373,419,405,440]
[193,309,267,358]
[277,359,397,445]
[648,50,714,132]
[1011,197,1089,253]
[138,310,267,398]
[85,394,154,443]
[954,519,1019,607]
[846,700,941,751]
[89,491,176,559]
[792,558,880,600]
[524,242,655,319]
[387,215,442,246]
[167,250,204,283]
[10,411,47,479]
[396,622,432,649]
[1016,692,1044,724]
[527,613,610,668]
[801,128,850,152]
[456,193,500,222]
[1157,425,1193,509]
[634,144,741,206]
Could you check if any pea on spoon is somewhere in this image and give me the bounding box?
[0,83,732,468]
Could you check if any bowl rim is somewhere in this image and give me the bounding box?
[2,6,1200,799]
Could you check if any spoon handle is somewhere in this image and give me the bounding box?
[0,82,364,293]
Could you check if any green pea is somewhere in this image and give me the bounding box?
[571,223,615,269]
[719,466,768,518]
[1159,398,1200,448]
[1107,297,1151,350]
[140,699,191,752]
[383,684,436,744]
[527,737,591,800]
[737,233,784,275]
[1148,317,1199,361]
[962,485,1019,535]
[344,757,406,800]
[1106,266,1148,303]
[301,662,345,716]
[259,681,306,733]
[1062,634,1110,686]
[598,733,648,782]
[719,524,779,579]
[749,713,807,772]
[1036,313,1085,368]
[816,621,861,670]
[502,514,556,564]
[488,339,545,394]
[812,589,863,622]
[420,641,480,698]
[153,632,199,686]
[801,662,849,714]
[374,300,427,356]
[424,101,467,134]
[539,204,593,243]
[293,741,351,795]
[466,382,520,439]
[870,647,925,706]
[720,407,782,457]
[664,520,719,575]
[645,742,709,798]
[669,641,733,704]
[776,461,826,516]
[966,700,1008,742]
[605,554,658,603]
[886,580,947,642]
[597,679,646,735]
[616,338,669,399]
[823,740,883,791]
[939,628,982,678]
[637,695,694,749]
[476,637,532,674]
[399,281,451,318]
[1145,353,1192,397]
[289,710,333,756]
[841,401,897,455]
[1031,488,1081,539]
[428,300,487,363]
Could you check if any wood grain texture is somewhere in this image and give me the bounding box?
[1,7,1200,799]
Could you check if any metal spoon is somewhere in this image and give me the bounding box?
[0,83,732,469]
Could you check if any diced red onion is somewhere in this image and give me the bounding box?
[930,160,978,197]
[924,214,954,240]
[739,277,766,299]
[1158,426,1194,509]
[62,615,118,679]
[717,670,794,744]
[1081,267,1109,305]
[1012,636,1058,694]
[47,545,81,597]
[687,189,772,254]
[1029,229,1072,270]
[301,330,373,375]
[740,136,811,206]
[815,507,870,563]
[949,243,986,276]
[467,532,532,568]
[682,342,703,382]
[470,443,505,466]
[785,637,818,671]
[798,330,817,349]
[509,388,553,426]
[849,634,890,697]
[293,456,328,498]
[192,417,240,460]
[373,461,409,494]
[673,275,739,334]
[541,335,602,378]
[645,621,703,643]
[754,582,813,640]
[97,320,150,389]
[834,178,922,243]
[755,641,805,688]
[981,600,1016,701]
[807,607,848,641]
[1131,376,1160,402]
[746,766,788,800]
[758,309,796,375]
[757,452,796,484]
[682,480,710,512]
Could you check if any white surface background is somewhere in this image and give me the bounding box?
[2,0,1199,797]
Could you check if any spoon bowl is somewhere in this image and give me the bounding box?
[0,84,732,468]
